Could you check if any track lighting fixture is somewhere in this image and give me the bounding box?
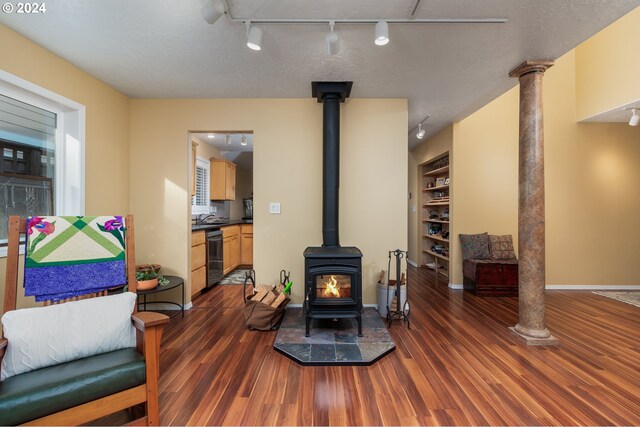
[629,108,640,127]
[375,21,389,46]
[409,115,431,139]
[207,133,215,139]
[246,22,262,51]
[326,21,339,55]
[241,134,248,146]
[225,135,230,144]
[200,0,226,25]
[202,9,506,54]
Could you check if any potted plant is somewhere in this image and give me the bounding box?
[135,264,169,290]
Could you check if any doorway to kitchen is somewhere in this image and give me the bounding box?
[188,131,254,299]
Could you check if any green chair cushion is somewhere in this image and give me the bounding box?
[0,347,145,426]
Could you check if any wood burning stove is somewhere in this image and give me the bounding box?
[304,247,362,337]
[304,81,363,337]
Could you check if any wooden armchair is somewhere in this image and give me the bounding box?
[0,215,169,426]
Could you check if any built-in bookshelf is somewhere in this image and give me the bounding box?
[421,152,450,278]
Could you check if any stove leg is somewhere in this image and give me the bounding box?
[305,316,310,337]
[357,315,363,337]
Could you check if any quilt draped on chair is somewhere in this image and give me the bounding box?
[24,216,127,301]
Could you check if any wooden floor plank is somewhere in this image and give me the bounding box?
[156,268,640,426]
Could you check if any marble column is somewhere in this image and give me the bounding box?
[508,61,559,346]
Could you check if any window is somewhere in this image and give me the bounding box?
[0,70,85,256]
[192,157,210,215]
[0,94,57,244]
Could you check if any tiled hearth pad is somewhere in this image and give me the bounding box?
[274,308,396,365]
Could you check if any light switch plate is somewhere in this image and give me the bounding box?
[269,202,281,214]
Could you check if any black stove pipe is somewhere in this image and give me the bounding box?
[312,81,352,248]
[322,93,340,247]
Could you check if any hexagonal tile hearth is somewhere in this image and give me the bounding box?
[274,308,395,365]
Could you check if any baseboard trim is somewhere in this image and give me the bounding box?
[141,302,193,311]
[407,259,418,267]
[545,284,640,290]
[448,283,463,290]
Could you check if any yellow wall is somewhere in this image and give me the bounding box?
[0,25,130,310]
[415,50,640,286]
[230,166,252,220]
[130,99,407,304]
[449,89,519,285]
[408,125,453,270]
[194,138,221,161]
[576,7,640,120]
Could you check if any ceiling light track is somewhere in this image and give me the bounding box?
[232,18,508,25]
[409,115,431,138]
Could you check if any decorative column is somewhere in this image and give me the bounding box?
[508,61,559,346]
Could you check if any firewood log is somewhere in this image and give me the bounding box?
[271,292,287,308]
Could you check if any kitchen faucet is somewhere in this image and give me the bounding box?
[197,214,217,225]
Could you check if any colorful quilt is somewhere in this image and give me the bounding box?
[24,216,127,302]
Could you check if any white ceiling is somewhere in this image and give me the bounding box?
[192,132,253,170]
[2,1,639,148]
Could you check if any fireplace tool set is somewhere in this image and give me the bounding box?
[386,249,410,328]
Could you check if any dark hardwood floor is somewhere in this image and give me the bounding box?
[157,266,640,426]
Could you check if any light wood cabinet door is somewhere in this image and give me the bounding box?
[241,233,253,265]
[230,235,240,271]
[191,142,198,197]
[210,159,236,201]
[191,243,206,271]
[223,237,232,275]
[225,162,236,200]
[222,225,240,239]
[192,230,205,247]
[191,265,206,297]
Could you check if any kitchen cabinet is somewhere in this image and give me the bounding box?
[210,159,236,201]
[191,142,198,197]
[241,224,253,265]
[222,225,241,275]
[191,230,206,297]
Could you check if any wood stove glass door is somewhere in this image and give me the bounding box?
[315,274,353,302]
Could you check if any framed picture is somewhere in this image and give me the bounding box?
[436,177,445,187]
[444,177,450,185]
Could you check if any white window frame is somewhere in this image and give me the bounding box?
[0,70,86,257]
[192,156,210,215]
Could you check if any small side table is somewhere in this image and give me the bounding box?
[137,275,185,319]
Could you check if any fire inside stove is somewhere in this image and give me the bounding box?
[316,274,352,299]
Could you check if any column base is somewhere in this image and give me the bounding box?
[509,327,560,346]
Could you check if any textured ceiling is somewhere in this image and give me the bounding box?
[2,0,639,147]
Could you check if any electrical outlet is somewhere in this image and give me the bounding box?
[269,202,281,214]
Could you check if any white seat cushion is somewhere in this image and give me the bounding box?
[1,292,137,380]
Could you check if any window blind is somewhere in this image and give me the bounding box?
[192,158,209,214]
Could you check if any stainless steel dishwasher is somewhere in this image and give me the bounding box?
[206,229,224,286]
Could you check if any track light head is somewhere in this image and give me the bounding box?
[630,109,640,127]
[241,134,248,146]
[417,123,425,139]
[326,21,339,55]
[246,23,262,51]
[207,133,215,139]
[201,0,225,25]
[375,21,389,46]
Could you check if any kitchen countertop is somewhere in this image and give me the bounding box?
[191,219,252,232]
